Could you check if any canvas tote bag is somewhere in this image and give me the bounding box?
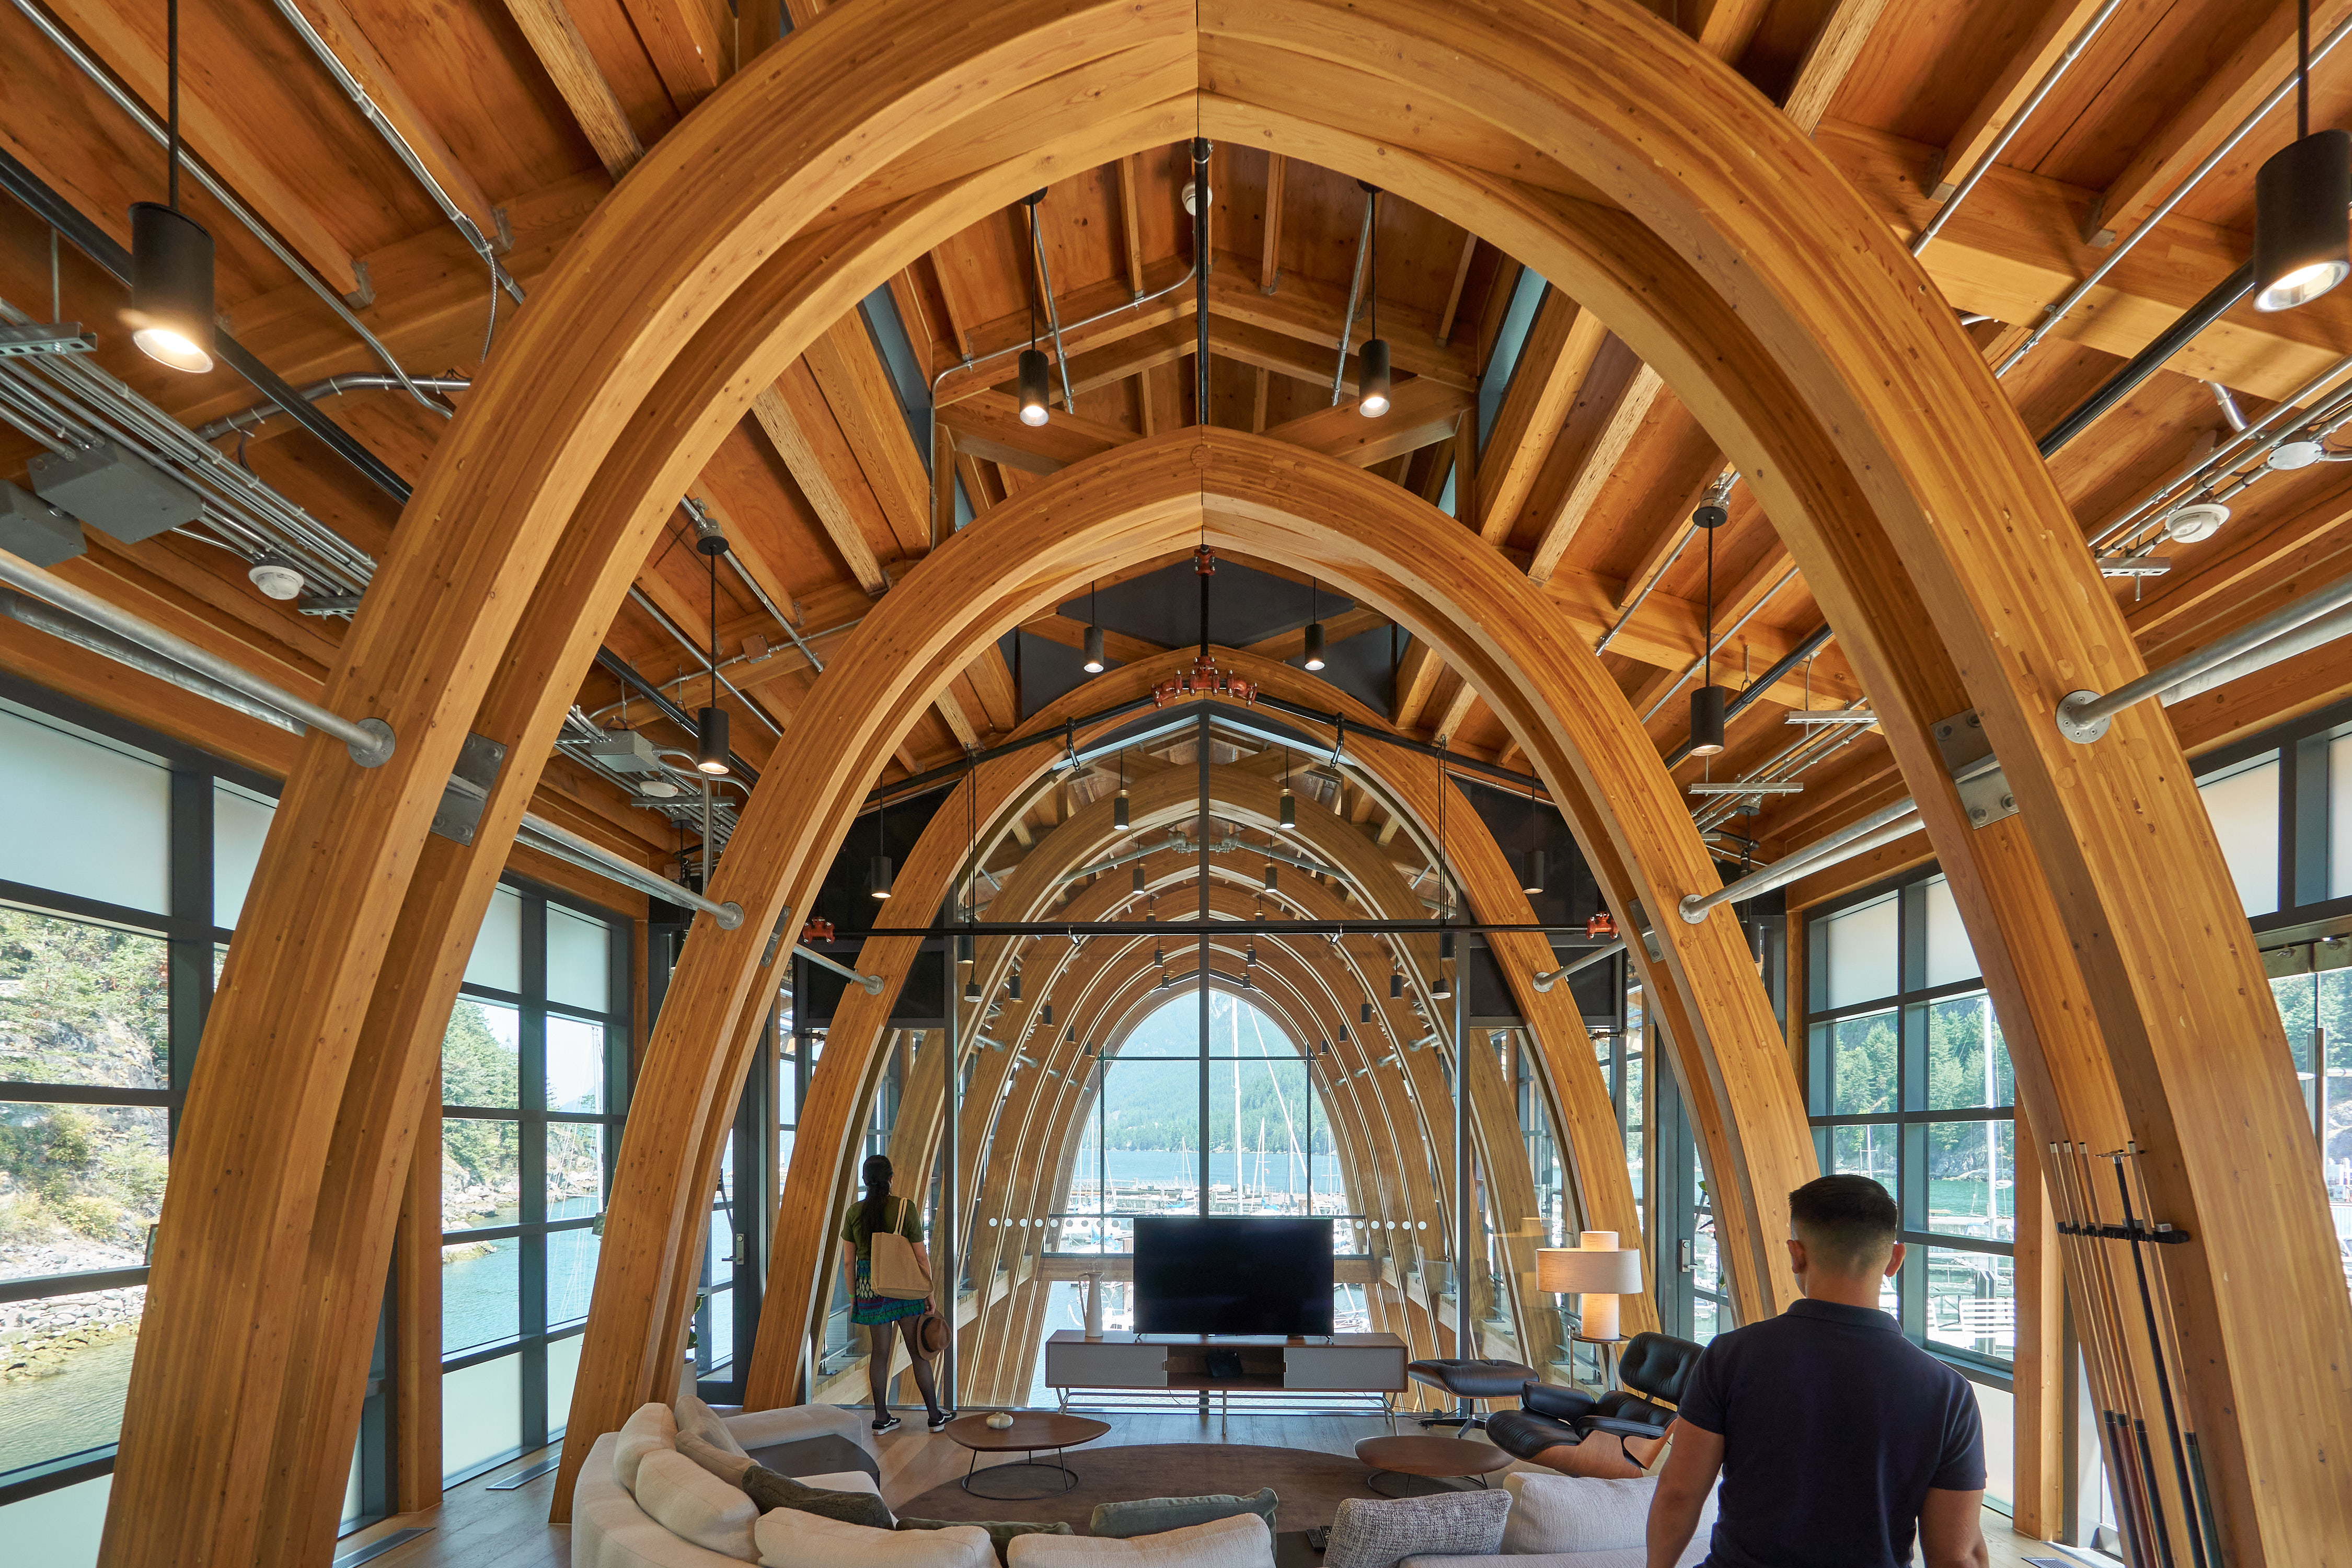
[868,1196,932,1299]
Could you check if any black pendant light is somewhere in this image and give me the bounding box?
[695,525,731,775]
[1114,748,1129,828]
[1361,999,1375,1024]
[1041,1002,1053,1027]
[1279,745,1297,828]
[1689,498,1730,757]
[956,931,974,966]
[1357,183,1391,418]
[1263,860,1278,891]
[126,0,215,373]
[1082,580,1105,673]
[2256,0,2351,313]
[868,804,893,900]
[1303,579,1327,671]
[1131,864,1146,894]
[1008,969,1022,1001]
[1018,190,1052,426]
[1390,969,1404,999]
[1522,848,1547,896]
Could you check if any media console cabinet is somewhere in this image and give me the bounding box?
[1042,1331,1409,1417]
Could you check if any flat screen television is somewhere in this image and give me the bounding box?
[1132,1216,1334,1336]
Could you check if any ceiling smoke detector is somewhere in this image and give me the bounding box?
[1181,180,1208,216]
[247,555,304,600]
[2163,502,2231,543]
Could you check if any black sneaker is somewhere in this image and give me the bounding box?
[928,1408,956,1432]
[872,1414,902,1434]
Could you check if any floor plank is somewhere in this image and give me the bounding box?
[341,1413,2065,1568]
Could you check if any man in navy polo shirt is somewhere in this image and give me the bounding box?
[1646,1175,1988,1568]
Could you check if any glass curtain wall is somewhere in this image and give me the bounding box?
[1805,870,2015,1506]
[0,686,368,1558]
[439,883,632,1483]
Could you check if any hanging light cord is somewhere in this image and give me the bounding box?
[1704,522,1716,688]
[166,0,180,211]
[2301,0,2313,141]
[1028,202,1039,350]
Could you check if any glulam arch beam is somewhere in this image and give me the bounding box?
[109,2,2349,1561]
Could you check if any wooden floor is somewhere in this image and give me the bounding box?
[338,1412,2066,1567]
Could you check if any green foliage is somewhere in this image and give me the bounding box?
[0,1103,165,1247]
[442,1000,520,1191]
[0,908,168,1088]
[1090,996,1331,1155]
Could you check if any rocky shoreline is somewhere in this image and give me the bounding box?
[2,1283,143,1383]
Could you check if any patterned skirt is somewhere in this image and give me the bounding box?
[849,1258,928,1327]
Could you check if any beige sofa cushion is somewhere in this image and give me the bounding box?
[615,1401,681,1495]
[1007,1513,1275,1567]
[756,1509,993,1568]
[637,1446,759,1561]
[678,1395,752,1460]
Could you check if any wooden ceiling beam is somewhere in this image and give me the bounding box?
[2084,0,2352,246]
[1206,253,1478,390]
[32,0,365,296]
[1260,153,1286,292]
[747,373,893,596]
[1818,119,2351,401]
[1242,605,1388,664]
[1260,377,1469,468]
[1475,290,1608,542]
[500,0,644,179]
[1779,0,1896,138]
[804,313,932,557]
[1526,359,1662,582]
[1928,0,2114,201]
[1116,154,1146,296]
[1019,613,1167,667]
[1435,233,1478,347]
[941,391,1140,473]
[615,0,730,113]
[1684,0,1771,63]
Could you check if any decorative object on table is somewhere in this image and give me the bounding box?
[1537,1230,1645,1386]
[1085,1271,1103,1339]
[986,1411,1016,1429]
[1089,1488,1280,1538]
[941,1411,1112,1499]
[1321,1489,1511,1568]
[1351,1434,1514,1499]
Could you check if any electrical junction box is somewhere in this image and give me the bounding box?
[27,437,201,544]
[1,479,85,565]
[588,726,665,774]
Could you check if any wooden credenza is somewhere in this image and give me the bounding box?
[1043,1331,1408,1405]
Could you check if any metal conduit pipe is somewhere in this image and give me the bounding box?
[2096,360,2352,552]
[676,495,827,672]
[797,942,885,994]
[1911,0,2129,257]
[1641,564,1804,725]
[2060,564,2352,741]
[263,0,523,303]
[196,374,474,442]
[1596,468,1736,658]
[624,586,784,737]
[1531,938,1627,993]
[0,586,303,735]
[1028,206,1077,413]
[2035,263,2256,458]
[3,0,447,411]
[1997,9,2352,378]
[1329,185,1377,406]
[0,544,394,764]
[2208,382,2249,434]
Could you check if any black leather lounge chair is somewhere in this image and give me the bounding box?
[1488,1331,1703,1468]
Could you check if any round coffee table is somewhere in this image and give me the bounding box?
[942,1412,1112,1499]
[1354,1433,1515,1498]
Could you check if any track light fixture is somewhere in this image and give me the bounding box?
[125,0,215,374]
[1357,183,1390,417]
[2255,0,2351,313]
[1019,190,1053,425]
[1689,498,1729,757]
[1082,580,1105,673]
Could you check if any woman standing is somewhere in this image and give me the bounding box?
[839,1154,951,1433]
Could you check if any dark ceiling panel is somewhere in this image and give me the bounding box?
[1059,559,1354,651]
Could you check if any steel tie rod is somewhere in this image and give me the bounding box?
[1679,795,1923,924]
[2058,564,2352,742]
[0,545,395,765]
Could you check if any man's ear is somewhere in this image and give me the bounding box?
[1785,1236,1808,1276]
[1883,1239,1906,1279]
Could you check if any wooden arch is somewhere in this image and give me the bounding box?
[108,2,2350,1563]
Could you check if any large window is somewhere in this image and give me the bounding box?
[1807,871,2014,1505]
[440,885,630,1484]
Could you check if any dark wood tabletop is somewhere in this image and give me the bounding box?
[1354,1434,1517,1478]
[941,1412,1113,1452]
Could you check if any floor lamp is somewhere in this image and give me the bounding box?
[1538,1231,1644,1390]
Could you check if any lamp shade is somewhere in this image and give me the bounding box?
[1303,620,1327,670]
[1082,623,1106,673]
[1358,337,1391,417]
[126,202,216,373]
[1537,1247,1645,1295]
[2255,130,2352,313]
[1018,348,1052,425]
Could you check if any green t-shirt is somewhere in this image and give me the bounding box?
[839,1195,923,1261]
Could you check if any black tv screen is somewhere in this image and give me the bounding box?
[1133,1216,1334,1336]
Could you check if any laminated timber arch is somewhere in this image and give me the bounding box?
[105,1,2352,1564]
[834,740,1594,1402]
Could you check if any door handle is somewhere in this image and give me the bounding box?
[1677,1239,1693,1273]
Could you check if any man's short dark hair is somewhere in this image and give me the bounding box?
[1789,1174,1899,1273]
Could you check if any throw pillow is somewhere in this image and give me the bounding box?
[613,1401,678,1495]
[677,1393,752,1460]
[1006,1513,1274,1566]
[741,1462,895,1530]
[896,1516,1074,1565]
[679,1429,755,1487]
[637,1446,759,1561]
[1499,1472,1655,1554]
[1323,1490,1511,1568]
[1088,1489,1281,1539]
[757,1509,993,1568]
